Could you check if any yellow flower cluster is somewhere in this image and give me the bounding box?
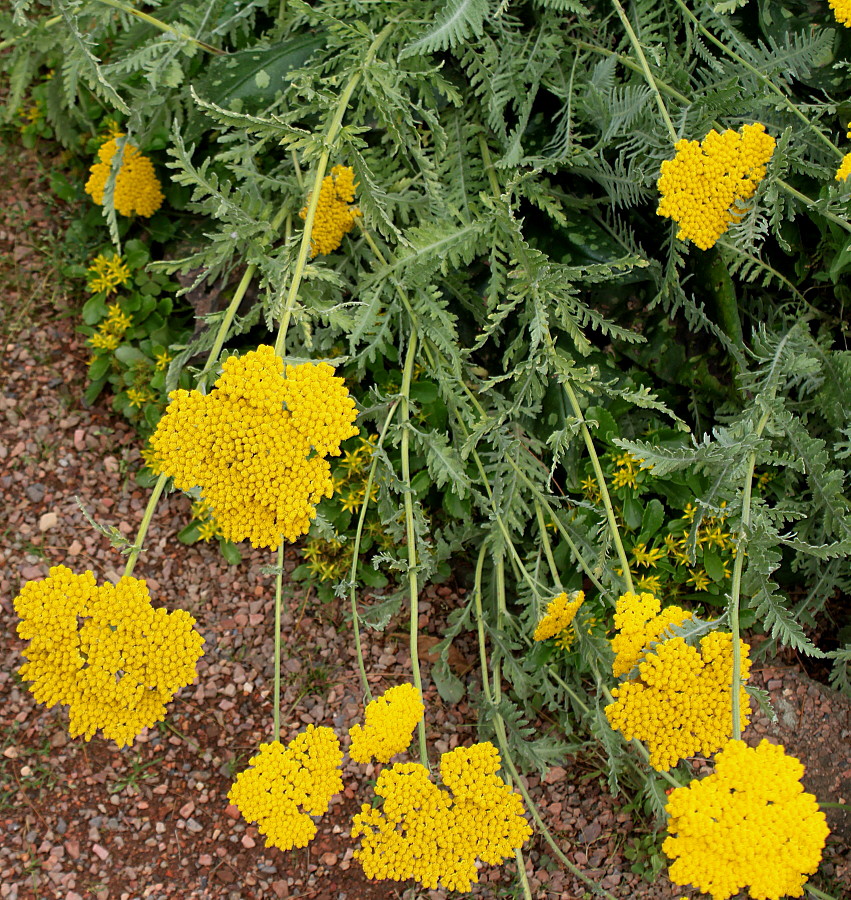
[149,345,358,548]
[830,0,851,27]
[85,136,164,217]
[664,739,830,900]
[533,590,585,641]
[87,252,131,294]
[14,566,204,748]
[348,683,425,764]
[657,123,776,250]
[299,165,361,257]
[605,631,751,770]
[89,302,133,353]
[611,591,692,677]
[352,742,531,891]
[228,726,343,851]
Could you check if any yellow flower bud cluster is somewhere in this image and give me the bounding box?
[533,589,584,641]
[348,683,425,764]
[87,252,131,294]
[14,566,204,748]
[611,591,692,677]
[84,136,164,217]
[299,164,361,257]
[228,726,343,852]
[351,742,531,891]
[657,123,776,250]
[830,0,851,27]
[664,739,830,900]
[150,345,359,548]
[605,631,751,771]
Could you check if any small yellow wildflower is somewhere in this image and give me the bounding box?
[686,568,711,591]
[612,467,638,490]
[611,591,692,677]
[228,726,343,851]
[197,519,219,542]
[835,152,851,182]
[126,388,153,409]
[682,502,697,523]
[89,330,121,352]
[141,443,162,474]
[299,165,361,257]
[154,349,172,371]
[664,739,830,899]
[636,574,662,594]
[664,533,692,566]
[657,123,776,250]
[87,253,131,294]
[104,303,133,335]
[631,542,666,568]
[605,631,751,770]
[85,135,164,217]
[829,0,851,27]
[14,566,203,748]
[533,590,584,641]
[579,474,600,501]
[352,742,531,891]
[349,683,425,764]
[149,346,358,549]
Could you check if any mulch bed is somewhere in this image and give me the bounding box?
[1,140,848,900]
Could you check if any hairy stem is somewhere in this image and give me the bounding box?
[123,473,167,577]
[777,179,851,236]
[0,14,61,51]
[562,380,634,593]
[348,400,400,702]
[95,0,224,54]
[534,500,563,592]
[273,541,284,741]
[611,0,677,142]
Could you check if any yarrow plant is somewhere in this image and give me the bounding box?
[533,590,585,641]
[347,682,425,764]
[14,566,204,748]
[663,739,830,899]
[299,164,361,257]
[84,135,164,217]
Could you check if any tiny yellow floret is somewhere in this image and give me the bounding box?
[605,631,751,771]
[533,590,584,641]
[299,165,361,256]
[85,135,164,217]
[611,591,692,677]
[149,345,359,548]
[657,123,775,250]
[351,742,531,891]
[228,725,343,852]
[348,683,425,764]
[664,739,830,899]
[14,566,204,748]
[829,0,851,27]
[836,151,851,182]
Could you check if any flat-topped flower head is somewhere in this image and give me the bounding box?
[352,741,531,891]
[299,164,361,257]
[348,682,425,764]
[830,0,851,27]
[611,591,692,677]
[533,590,584,641]
[605,631,751,771]
[85,135,164,217]
[14,566,204,748]
[664,739,830,899]
[657,123,775,249]
[149,345,358,548]
[228,725,343,851]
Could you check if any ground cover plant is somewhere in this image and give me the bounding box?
[3,0,851,897]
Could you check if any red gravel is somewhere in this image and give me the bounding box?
[1,140,848,900]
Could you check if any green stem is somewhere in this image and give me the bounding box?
[611,0,677,142]
[273,540,284,741]
[400,328,429,768]
[123,473,167,577]
[777,179,851,236]
[562,380,634,594]
[805,887,840,900]
[94,0,225,54]
[274,23,393,358]
[478,134,501,196]
[347,400,400,702]
[0,14,61,51]
[671,0,841,159]
[534,500,563,592]
[729,407,770,739]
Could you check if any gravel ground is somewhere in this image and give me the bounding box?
[1,141,849,900]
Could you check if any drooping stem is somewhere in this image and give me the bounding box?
[123,473,167,577]
[776,179,851,236]
[611,0,677,142]
[94,0,225,54]
[273,540,285,741]
[400,328,429,767]
[274,23,393,358]
[348,399,400,702]
[562,380,634,594]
